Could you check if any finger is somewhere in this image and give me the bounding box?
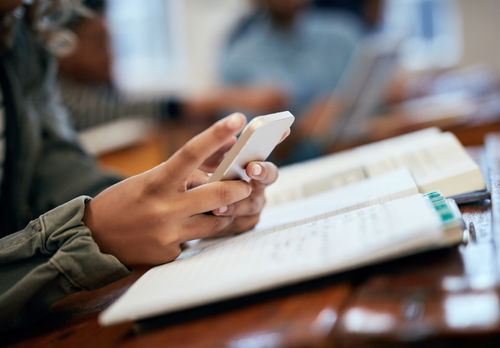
[181,180,252,215]
[279,128,291,143]
[181,214,234,241]
[199,136,237,173]
[246,161,279,186]
[187,169,210,189]
[212,203,234,216]
[213,192,265,217]
[216,214,261,236]
[165,113,247,186]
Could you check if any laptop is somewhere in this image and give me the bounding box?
[322,33,403,147]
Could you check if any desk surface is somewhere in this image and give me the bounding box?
[4,134,500,347]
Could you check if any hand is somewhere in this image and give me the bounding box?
[183,86,288,121]
[84,114,258,266]
[187,131,288,236]
[210,161,280,235]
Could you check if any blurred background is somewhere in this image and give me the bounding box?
[56,0,500,172]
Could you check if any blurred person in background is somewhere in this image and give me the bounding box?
[57,1,176,131]
[220,0,363,117]
[57,0,289,132]
[218,0,384,163]
[60,0,386,165]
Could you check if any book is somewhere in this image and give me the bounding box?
[99,166,467,325]
[265,128,487,206]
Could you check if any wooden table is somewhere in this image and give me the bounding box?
[3,131,500,347]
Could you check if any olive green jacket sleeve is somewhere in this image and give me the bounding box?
[0,196,130,330]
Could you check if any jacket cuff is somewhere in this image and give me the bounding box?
[40,196,130,290]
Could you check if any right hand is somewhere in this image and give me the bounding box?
[83,114,253,266]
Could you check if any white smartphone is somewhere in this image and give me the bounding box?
[208,111,295,182]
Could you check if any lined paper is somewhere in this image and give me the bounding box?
[100,194,456,325]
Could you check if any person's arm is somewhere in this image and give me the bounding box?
[0,21,130,330]
[181,86,288,121]
[84,113,283,265]
[31,48,122,217]
[1,19,283,329]
[0,114,283,328]
[0,196,129,330]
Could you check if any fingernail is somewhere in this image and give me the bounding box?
[226,114,244,130]
[251,163,262,177]
[217,206,228,214]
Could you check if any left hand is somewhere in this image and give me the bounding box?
[211,161,279,235]
[188,150,284,237]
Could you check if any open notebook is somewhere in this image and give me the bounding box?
[265,128,487,206]
[100,165,467,325]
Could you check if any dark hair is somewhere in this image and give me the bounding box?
[1,0,90,55]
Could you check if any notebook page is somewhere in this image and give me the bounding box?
[270,127,442,190]
[266,165,369,206]
[266,129,442,206]
[180,168,418,258]
[267,131,484,206]
[362,132,484,196]
[256,168,417,232]
[100,194,451,325]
